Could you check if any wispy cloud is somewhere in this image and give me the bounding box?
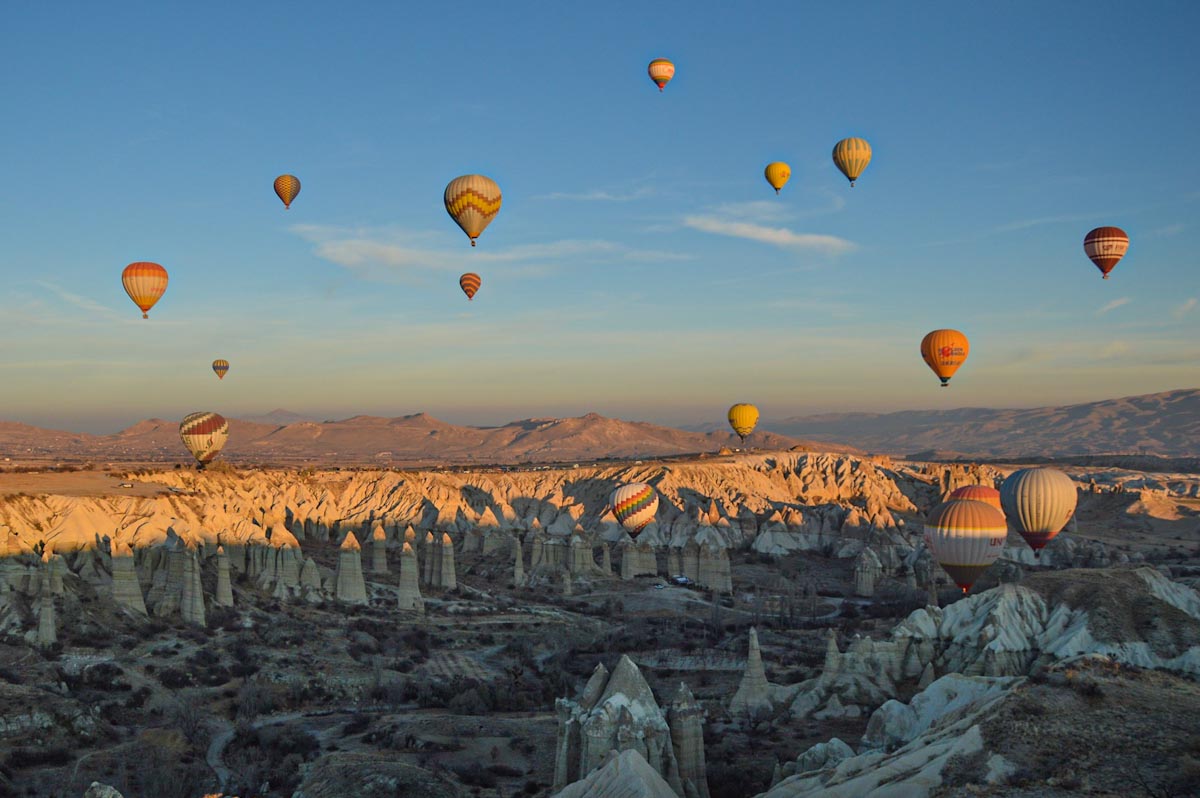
[1096,297,1131,315]
[36,282,129,323]
[1097,340,1133,359]
[994,212,1113,233]
[1149,223,1185,238]
[535,186,655,202]
[1173,297,1197,319]
[682,216,856,254]
[292,225,689,283]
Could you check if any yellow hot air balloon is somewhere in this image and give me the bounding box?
[832,137,872,187]
[648,58,675,91]
[924,499,1007,593]
[1000,468,1078,556]
[920,329,970,387]
[727,403,759,443]
[121,262,168,319]
[179,411,229,469]
[444,175,502,246]
[212,359,229,380]
[274,174,301,209]
[764,162,791,195]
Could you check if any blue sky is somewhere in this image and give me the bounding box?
[1,1,1197,432]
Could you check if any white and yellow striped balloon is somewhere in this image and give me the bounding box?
[444,174,502,246]
[924,499,1007,593]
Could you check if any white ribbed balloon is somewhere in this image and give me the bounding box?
[1000,468,1077,554]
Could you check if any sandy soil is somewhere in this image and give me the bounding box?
[0,471,171,498]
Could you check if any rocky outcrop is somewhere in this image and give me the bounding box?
[214,545,234,606]
[730,628,772,720]
[853,547,882,597]
[110,541,147,615]
[397,542,423,612]
[553,749,679,798]
[553,655,709,798]
[370,523,388,574]
[621,540,658,580]
[513,535,525,586]
[82,784,126,798]
[434,533,457,590]
[761,674,1015,798]
[179,547,205,627]
[335,533,368,604]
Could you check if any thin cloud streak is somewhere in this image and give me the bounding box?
[535,186,655,202]
[293,225,690,283]
[682,216,856,254]
[994,212,1115,233]
[1097,297,1131,315]
[1173,297,1197,319]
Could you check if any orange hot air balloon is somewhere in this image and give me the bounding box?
[274,174,301,209]
[1083,226,1128,279]
[459,272,481,300]
[121,262,168,319]
[949,485,1003,513]
[920,329,970,387]
[648,58,675,91]
[212,359,229,380]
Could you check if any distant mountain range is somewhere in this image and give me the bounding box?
[0,412,846,466]
[746,389,1200,459]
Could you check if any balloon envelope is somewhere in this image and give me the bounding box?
[1000,468,1078,553]
[948,485,1002,513]
[274,175,301,209]
[647,58,675,91]
[832,137,872,186]
[211,359,229,380]
[764,162,791,194]
[727,404,759,442]
[610,483,659,540]
[121,262,168,319]
[444,175,502,246]
[179,412,229,467]
[459,272,481,300]
[924,499,1007,593]
[920,329,969,386]
[1083,226,1128,279]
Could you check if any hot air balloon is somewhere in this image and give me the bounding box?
[727,403,759,443]
[121,262,168,319]
[1083,226,1128,279]
[274,174,301,209]
[610,483,659,541]
[459,272,481,301]
[920,329,969,387]
[924,499,1007,593]
[212,359,229,380]
[764,162,791,195]
[832,137,872,187]
[444,175,502,246]
[648,58,675,91]
[1000,468,1078,556]
[179,411,229,469]
[949,484,1003,513]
